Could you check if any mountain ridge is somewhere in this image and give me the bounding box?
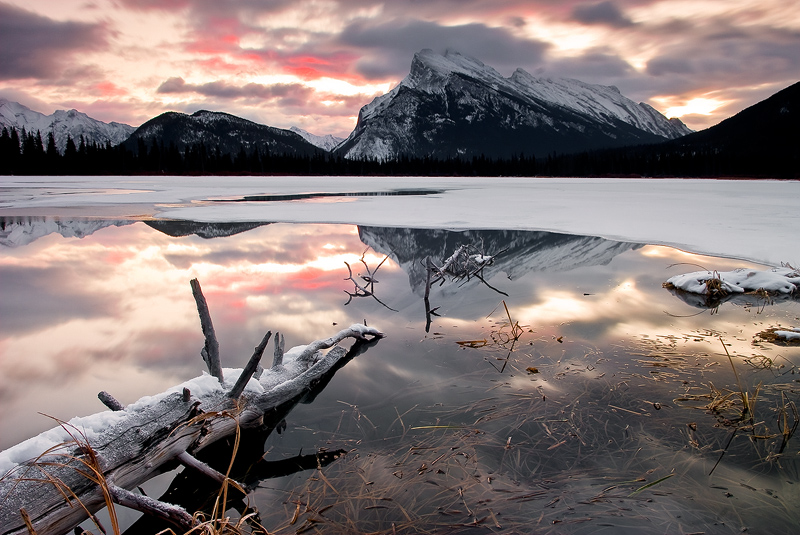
[289,126,344,151]
[335,49,691,161]
[122,110,321,157]
[0,98,135,154]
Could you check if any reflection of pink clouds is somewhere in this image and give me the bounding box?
[0,222,383,449]
[284,267,342,291]
[103,250,135,265]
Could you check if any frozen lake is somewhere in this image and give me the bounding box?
[1,175,798,265]
[0,177,798,534]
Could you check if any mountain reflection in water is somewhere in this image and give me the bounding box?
[0,218,798,534]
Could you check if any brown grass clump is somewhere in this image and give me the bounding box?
[756,327,800,346]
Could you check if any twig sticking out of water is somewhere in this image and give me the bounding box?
[777,392,799,454]
[343,248,397,311]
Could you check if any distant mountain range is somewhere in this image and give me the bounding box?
[0,217,269,247]
[1,49,797,176]
[336,49,691,160]
[290,127,344,152]
[0,98,135,153]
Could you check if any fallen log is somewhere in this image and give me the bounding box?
[0,280,384,535]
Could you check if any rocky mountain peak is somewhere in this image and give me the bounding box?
[406,49,507,91]
[336,49,693,161]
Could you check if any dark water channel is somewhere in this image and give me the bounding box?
[1,218,799,534]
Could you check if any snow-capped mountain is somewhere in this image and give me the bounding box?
[289,126,343,152]
[0,98,135,153]
[0,217,272,247]
[507,70,692,140]
[358,226,642,296]
[337,49,691,161]
[0,217,134,248]
[124,110,321,157]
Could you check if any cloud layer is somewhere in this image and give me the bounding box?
[0,0,798,135]
[0,3,108,80]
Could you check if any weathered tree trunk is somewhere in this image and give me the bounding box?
[0,281,384,535]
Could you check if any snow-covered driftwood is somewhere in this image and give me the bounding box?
[0,279,384,535]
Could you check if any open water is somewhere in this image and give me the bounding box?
[1,217,798,534]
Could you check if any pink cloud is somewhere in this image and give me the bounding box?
[94,81,129,97]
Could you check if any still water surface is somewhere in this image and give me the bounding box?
[1,218,798,534]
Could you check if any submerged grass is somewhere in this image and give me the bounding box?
[249,325,800,534]
[141,327,798,535]
[27,326,798,535]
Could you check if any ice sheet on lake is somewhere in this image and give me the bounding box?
[1,176,798,266]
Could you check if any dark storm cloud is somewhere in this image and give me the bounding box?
[646,56,693,76]
[0,3,109,80]
[157,77,313,101]
[543,49,635,80]
[571,1,635,28]
[645,24,800,86]
[339,18,550,79]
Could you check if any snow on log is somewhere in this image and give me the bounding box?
[0,280,384,535]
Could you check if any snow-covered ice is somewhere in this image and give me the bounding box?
[0,176,797,267]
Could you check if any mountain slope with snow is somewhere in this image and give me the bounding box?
[508,70,692,139]
[359,226,641,296]
[289,127,343,151]
[124,110,321,157]
[0,99,135,153]
[0,217,134,248]
[337,49,691,161]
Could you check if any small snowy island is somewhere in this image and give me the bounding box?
[663,265,800,296]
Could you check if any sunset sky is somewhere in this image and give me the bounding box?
[1,0,798,137]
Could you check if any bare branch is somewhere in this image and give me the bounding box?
[190,279,223,383]
[272,332,285,368]
[97,392,124,412]
[343,252,398,311]
[108,485,194,530]
[228,331,272,400]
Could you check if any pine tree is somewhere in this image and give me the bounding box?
[45,132,60,173]
[0,127,17,174]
